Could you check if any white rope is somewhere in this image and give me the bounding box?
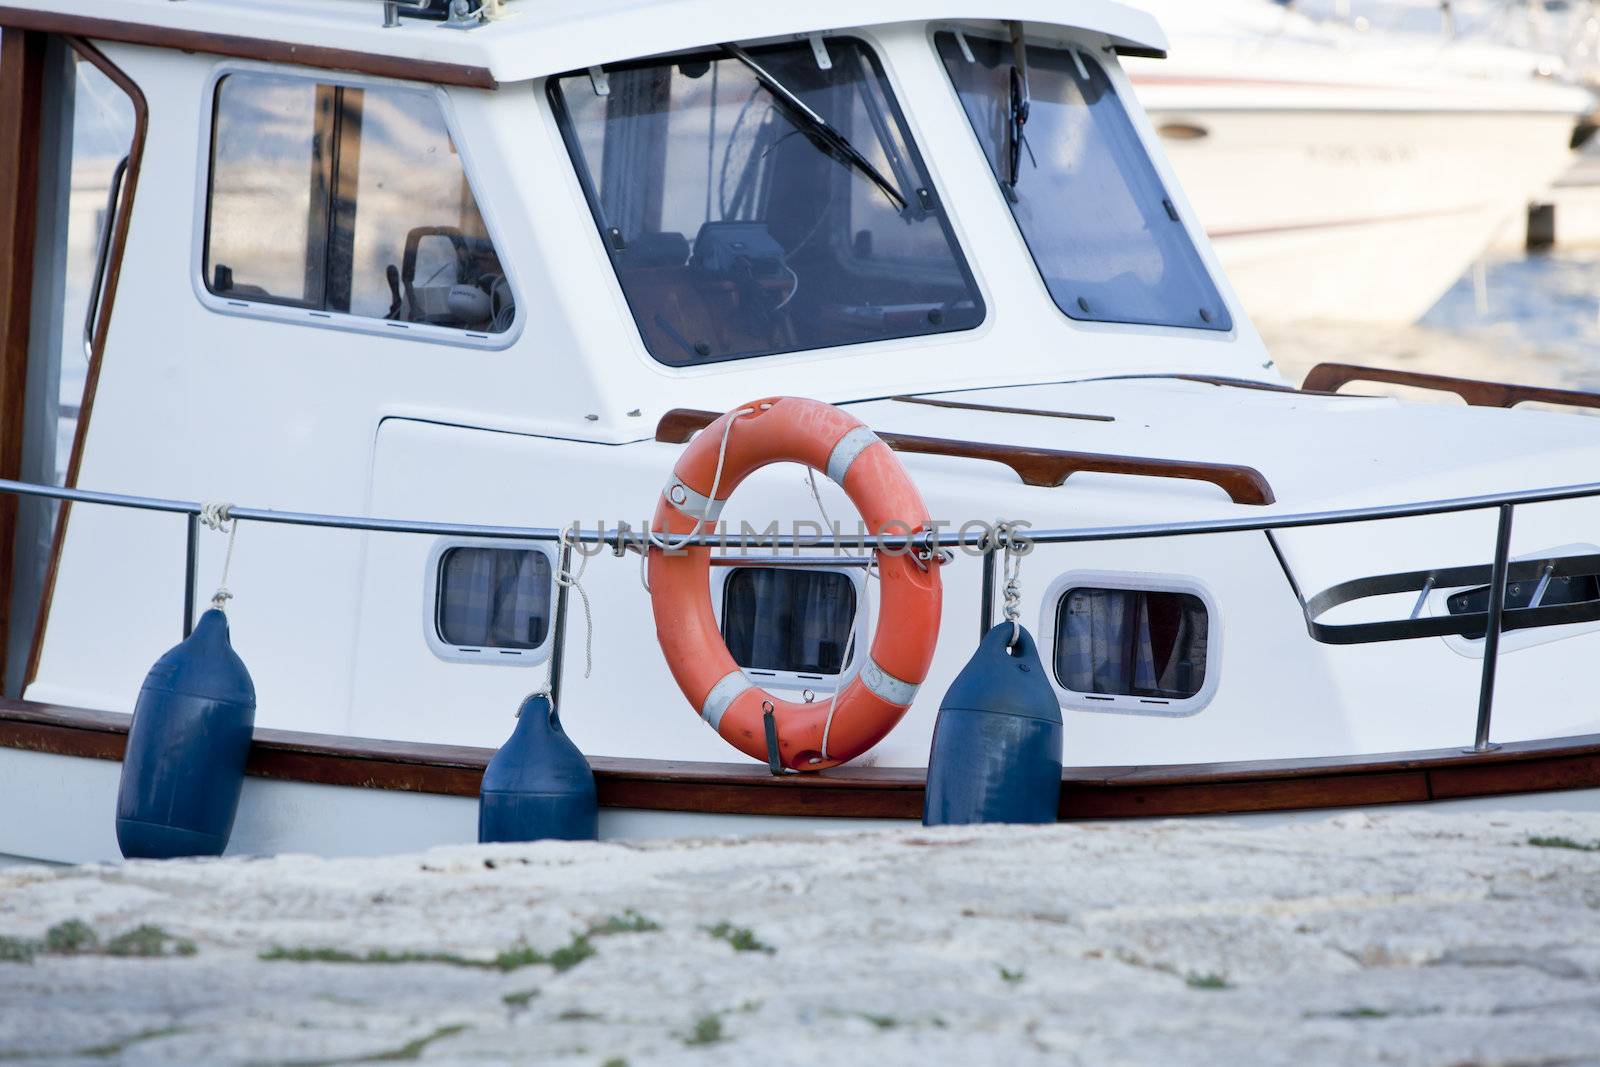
[641,405,761,592]
[818,556,873,763]
[198,502,238,611]
[557,525,594,681]
[804,466,833,531]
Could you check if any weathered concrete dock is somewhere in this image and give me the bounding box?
[3,810,1600,1065]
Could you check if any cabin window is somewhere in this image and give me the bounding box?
[429,544,554,664]
[935,31,1231,332]
[549,38,985,366]
[1053,587,1210,703]
[204,73,515,333]
[721,568,857,681]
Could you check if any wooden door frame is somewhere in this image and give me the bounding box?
[0,28,48,692]
[0,35,148,692]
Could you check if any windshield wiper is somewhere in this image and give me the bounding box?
[722,43,908,212]
[1004,20,1032,197]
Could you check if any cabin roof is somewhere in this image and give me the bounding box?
[0,0,1166,86]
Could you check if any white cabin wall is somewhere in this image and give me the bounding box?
[25,45,617,724]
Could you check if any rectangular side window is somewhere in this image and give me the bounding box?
[1054,587,1208,700]
[204,72,515,333]
[935,31,1230,332]
[721,568,857,676]
[436,547,553,651]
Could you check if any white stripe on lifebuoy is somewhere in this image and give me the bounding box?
[826,426,881,487]
[699,670,752,729]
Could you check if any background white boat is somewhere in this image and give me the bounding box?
[1125,0,1593,322]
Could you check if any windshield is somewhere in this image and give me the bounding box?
[935,31,1231,332]
[550,38,985,366]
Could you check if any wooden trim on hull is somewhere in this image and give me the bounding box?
[2,698,1597,821]
[0,10,499,90]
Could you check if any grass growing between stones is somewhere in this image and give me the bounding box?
[683,1014,725,1047]
[998,966,1025,984]
[261,932,597,973]
[292,1024,470,1065]
[705,922,774,954]
[1529,835,1600,852]
[1185,972,1230,990]
[0,920,194,964]
[588,909,661,936]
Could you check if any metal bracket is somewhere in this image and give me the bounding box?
[953,28,976,63]
[762,702,784,777]
[588,66,610,97]
[808,33,833,70]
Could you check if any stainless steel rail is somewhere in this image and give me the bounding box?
[8,473,1600,743]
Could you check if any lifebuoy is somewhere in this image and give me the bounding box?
[649,397,942,771]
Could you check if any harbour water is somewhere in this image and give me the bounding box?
[1262,248,1600,393]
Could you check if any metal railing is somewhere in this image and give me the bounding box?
[8,473,1600,752]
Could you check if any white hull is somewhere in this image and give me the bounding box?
[1125,0,1592,322]
[1144,107,1580,321]
[0,746,895,864]
[8,744,1600,865]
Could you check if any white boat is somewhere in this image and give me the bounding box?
[2,0,1600,865]
[1123,0,1593,322]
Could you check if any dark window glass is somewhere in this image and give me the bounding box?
[935,32,1230,332]
[722,568,857,675]
[1054,588,1208,699]
[437,548,552,649]
[205,72,515,332]
[549,38,985,366]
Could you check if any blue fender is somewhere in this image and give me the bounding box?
[479,694,598,843]
[115,609,256,859]
[923,623,1064,826]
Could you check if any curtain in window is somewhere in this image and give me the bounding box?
[1057,588,1207,699]
[722,569,856,674]
[438,548,552,649]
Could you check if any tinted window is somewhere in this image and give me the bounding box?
[205,73,515,332]
[437,548,552,649]
[1054,588,1208,699]
[550,39,984,366]
[722,568,856,675]
[936,32,1229,331]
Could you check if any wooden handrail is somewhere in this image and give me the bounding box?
[1302,362,1600,412]
[655,409,1276,506]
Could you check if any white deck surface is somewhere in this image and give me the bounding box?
[3,810,1600,1064]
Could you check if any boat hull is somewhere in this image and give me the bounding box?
[1141,105,1582,322]
[5,699,1600,865]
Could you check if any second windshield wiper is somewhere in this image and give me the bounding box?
[722,42,908,212]
[1004,20,1032,196]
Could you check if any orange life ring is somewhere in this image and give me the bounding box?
[649,397,942,771]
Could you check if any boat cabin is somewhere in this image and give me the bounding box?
[2,0,1600,860]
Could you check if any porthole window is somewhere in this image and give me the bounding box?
[1039,572,1219,716]
[716,567,862,689]
[425,541,556,665]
